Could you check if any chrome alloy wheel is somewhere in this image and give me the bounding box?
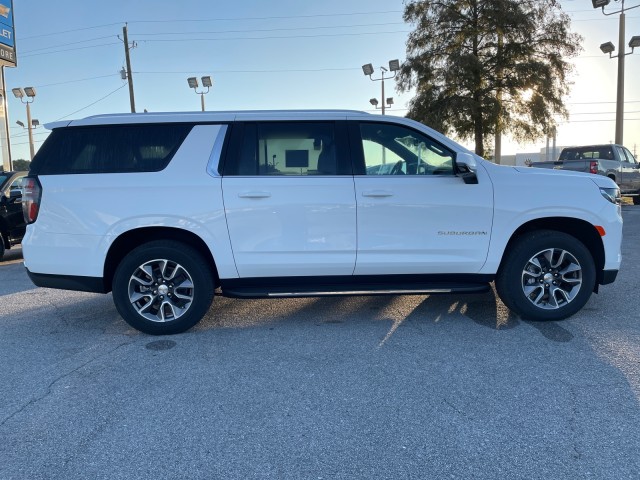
[521,248,582,310]
[128,259,194,322]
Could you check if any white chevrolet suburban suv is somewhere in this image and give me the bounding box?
[21,110,622,335]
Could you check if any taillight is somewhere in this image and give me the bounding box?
[589,161,598,174]
[22,177,42,224]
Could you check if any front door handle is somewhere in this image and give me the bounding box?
[238,191,272,199]
[361,190,394,198]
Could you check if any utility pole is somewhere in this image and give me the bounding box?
[122,24,136,113]
[593,0,640,146]
[615,9,625,145]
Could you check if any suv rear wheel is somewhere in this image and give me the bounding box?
[112,240,215,335]
[496,230,596,321]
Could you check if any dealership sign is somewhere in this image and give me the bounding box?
[0,1,15,67]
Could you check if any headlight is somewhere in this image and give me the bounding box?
[600,187,621,205]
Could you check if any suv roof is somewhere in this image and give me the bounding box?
[45,109,373,129]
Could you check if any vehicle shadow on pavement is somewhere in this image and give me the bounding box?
[198,287,574,343]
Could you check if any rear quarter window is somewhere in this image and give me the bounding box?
[29,124,193,175]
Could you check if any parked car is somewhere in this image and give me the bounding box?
[0,171,28,261]
[530,144,640,204]
[21,111,622,334]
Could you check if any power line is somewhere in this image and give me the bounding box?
[36,74,121,88]
[571,110,640,115]
[20,30,408,58]
[19,22,123,40]
[560,118,640,123]
[135,67,360,74]
[20,35,118,55]
[135,30,410,44]
[54,84,128,121]
[18,10,402,41]
[568,100,640,104]
[130,22,406,37]
[127,10,402,24]
[21,42,121,58]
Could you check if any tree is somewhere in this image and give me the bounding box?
[397,0,582,157]
[12,159,31,171]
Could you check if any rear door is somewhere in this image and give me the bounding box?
[221,121,357,278]
[349,121,493,275]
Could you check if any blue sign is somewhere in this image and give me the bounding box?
[0,1,15,66]
[0,2,14,47]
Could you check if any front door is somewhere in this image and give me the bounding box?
[616,146,640,193]
[350,121,494,276]
[222,121,356,278]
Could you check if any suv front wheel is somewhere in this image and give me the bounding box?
[112,240,215,335]
[496,230,596,321]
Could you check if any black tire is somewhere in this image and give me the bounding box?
[495,230,596,321]
[112,240,215,335]
[0,237,5,262]
[633,196,640,205]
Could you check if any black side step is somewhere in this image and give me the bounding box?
[222,282,491,299]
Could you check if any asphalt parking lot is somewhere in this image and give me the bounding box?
[1,206,639,480]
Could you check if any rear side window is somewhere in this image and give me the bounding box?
[30,124,193,175]
[224,122,350,176]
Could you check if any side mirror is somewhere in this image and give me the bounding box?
[456,152,478,184]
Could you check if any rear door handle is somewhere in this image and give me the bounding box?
[238,191,271,199]
[361,190,394,198]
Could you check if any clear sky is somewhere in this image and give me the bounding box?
[3,0,640,162]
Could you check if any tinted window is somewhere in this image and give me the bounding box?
[560,147,614,161]
[358,123,454,176]
[226,122,344,176]
[30,124,193,175]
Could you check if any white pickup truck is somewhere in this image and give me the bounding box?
[21,111,623,334]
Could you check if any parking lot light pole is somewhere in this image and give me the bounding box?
[362,60,401,115]
[12,87,37,160]
[592,0,640,145]
[187,76,213,111]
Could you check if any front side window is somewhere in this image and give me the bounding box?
[623,147,638,165]
[614,146,629,163]
[229,122,342,176]
[358,123,454,176]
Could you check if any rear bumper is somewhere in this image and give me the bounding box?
[26,268,108,293]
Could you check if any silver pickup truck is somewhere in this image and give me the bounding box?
[530,144,640,204]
